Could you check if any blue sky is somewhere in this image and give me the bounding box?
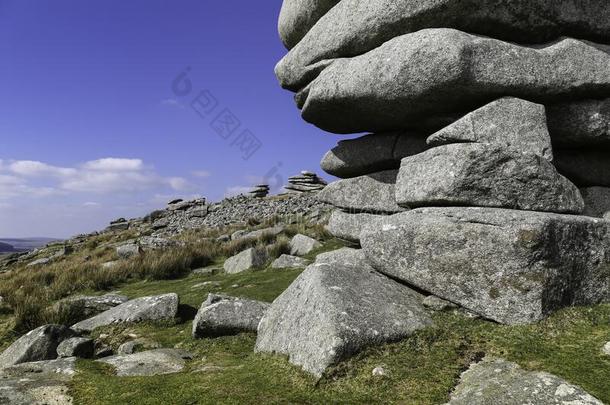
[0,0,343,238]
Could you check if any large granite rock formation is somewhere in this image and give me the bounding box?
[277,0,610,90]
[271,0,610,379]
[297,30,610,134]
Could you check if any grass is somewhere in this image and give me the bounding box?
[69,303,610,405]
[1,217,609,404]
[0,218,335,333]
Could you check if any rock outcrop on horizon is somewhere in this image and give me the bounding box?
[283,171,327,194]
[261,0,610,380]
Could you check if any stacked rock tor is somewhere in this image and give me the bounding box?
[257,0,610,377]
[247,184,270,198]
[283,171,327,194]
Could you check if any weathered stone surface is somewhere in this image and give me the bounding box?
[56,337,94,359]
[278,0,340,49]
[289,234,321,256]
[446,357,603,404]
[223,248,268,274]
[318,170,405,214]
[547,98,610,147]
[192,294,270,338]
[71,294,179,333]
[554,150,610,186]
[396,144,584,214]
[296,29,610,134]
[581,187,610,218]
[0,325,75,369]
[97,349,193,377]
[361,207,610,325]
[326,210,383,243]
[321,132,428,178]
[603,342,610,356]
[255,248,433,377]
[0,358,76,405]
[277,0,610,91]
[427,98,553,160]
[54,293,129,320]
[116,243,142,259]
[271,254,310,269]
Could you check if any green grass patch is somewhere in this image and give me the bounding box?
[70,305,610,405]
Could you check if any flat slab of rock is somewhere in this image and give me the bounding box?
[321,132,428,178]
[547,98,610,147]
[326,210,383,243]
[361,207,610,324]
[71,293,179,333]
[271,254,310,269]
[446,357,603,404]
[277,0,610,91]
[54,293,129,320]
[255,248,433,377]
[193,294,270,338]
[223,248,268,274]
[0,357,77,405]
[289,234,321,256]
[97,349,193,377]
[554,149,610,187]
[318,170,406,214]
[297,29,610,134]
[0,325,75,369]
[427,97,553,160]
[396,144,584,214]
[581,187,610,218]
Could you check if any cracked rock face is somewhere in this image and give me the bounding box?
[326,210,383,244]
[446,357,603,405]
[255,248,433,377]
[361,207,610,325]
[277,0,610,91]
[426,97,553,161]
[297,29,610,134]
[396,143,584,214]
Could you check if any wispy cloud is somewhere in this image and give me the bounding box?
[0,158,190,198]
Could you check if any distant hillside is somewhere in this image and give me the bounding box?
[0,242,16,253]
[0,238,59,253]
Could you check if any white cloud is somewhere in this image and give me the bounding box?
[0,157,189,198]
[82,158,143,172]
[9,160,75,177]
